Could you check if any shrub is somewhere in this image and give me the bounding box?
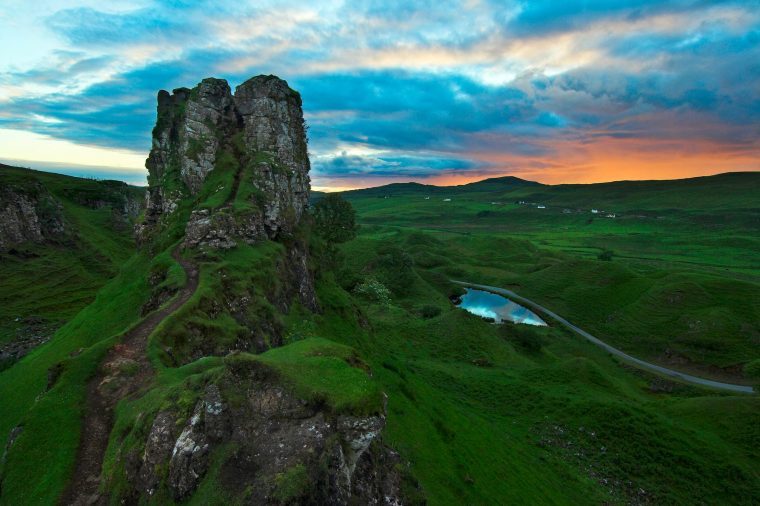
[418,305,442,319]
[598,249,614,261]
[744,359,760,381]
[447,284,466,299]
[336,267,362,292]
[353,278,392,306]
[374,246,415,295]
[501,324,543,352]
[312,193,358,244]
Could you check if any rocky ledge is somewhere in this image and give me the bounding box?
[0,181,65,250]
[118,354,416,504]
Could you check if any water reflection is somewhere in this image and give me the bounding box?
[456,288,547,326]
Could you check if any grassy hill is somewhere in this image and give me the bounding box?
[334,227,760,504]
[343,171,758,210]
[333,172,760,378]
[1,165,758,504]
[0,164,144,368]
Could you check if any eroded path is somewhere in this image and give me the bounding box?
[454,281,754,394]
[60,250,199,505]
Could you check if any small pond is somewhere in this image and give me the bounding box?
[455,288,547,326]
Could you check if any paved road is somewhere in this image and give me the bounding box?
[453,281,755,394]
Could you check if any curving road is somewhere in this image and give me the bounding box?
[453,281,754,394]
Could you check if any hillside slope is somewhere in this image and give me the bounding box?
[0,164,144,369]
[337,171,760,378]
[0,77,414,505]
[342,171,759,211]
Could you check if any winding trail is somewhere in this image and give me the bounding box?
[453,281,755,394]
[60,250,199,505]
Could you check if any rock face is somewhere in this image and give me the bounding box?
[0,182,65,250]
[139,74,318,315]
[139,75,311,245]
[0,170,142,251]
[125,365,409,504]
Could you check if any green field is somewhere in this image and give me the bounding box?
[339,172,760,382]
[0,165,144,365]
[1,167,758,504]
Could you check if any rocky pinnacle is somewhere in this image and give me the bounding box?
[140,75,311,241]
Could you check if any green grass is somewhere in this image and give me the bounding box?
[0,253,154,504]
[336,173,760,379]
[235,337,384,415]
[307,237,760,504]
[3,164,758,504]
[0,165,142,350]
[150,241,286,366]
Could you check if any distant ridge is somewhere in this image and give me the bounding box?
[332,171,759,211]
[338,175,542,198]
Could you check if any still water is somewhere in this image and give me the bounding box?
[457,288,547,326]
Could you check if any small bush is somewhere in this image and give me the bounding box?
[336,267,361,292]
[354,278,392,306]
[272,464,310,502]
[502,324,543,352]
[447,285,466,299]
[418,305,442,319]
[374,246,415,295]
[598,249,614,261]
[743,359,760,381]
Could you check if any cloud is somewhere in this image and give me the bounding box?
[312,150,483,179]
[0,0,757,186]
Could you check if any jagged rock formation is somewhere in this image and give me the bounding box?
[122,359,408,504]
[0,182,65,250]
[138,74,318,318]
[104,76,413,505]
[138,75,311,245]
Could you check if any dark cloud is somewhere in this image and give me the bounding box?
[498,0,738,36]
[313,151,482,179]
[1,0,757,184]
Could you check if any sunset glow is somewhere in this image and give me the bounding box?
[1,1,758,188]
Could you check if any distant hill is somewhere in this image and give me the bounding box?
[339,172,759,211]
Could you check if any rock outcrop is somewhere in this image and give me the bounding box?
[124,361,410,504]
[139,75,311,246]
[0,182,65,250]
[0,168,143,251]
[138,74,318,315]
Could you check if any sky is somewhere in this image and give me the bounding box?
[0,1,758,190]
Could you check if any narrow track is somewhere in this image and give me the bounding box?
[454,281,755,394]
[60,250,199,505]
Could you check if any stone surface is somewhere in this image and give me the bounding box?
[139,74,318,311]
[123,363,411,504]
[0,183,64,250]
[140,74,311,245]
[168,403,211,500]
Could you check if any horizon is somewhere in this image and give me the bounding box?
[1,1,759,190]
[3,159,756,193]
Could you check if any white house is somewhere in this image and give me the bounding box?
[443,198,452,202]
[537,205,546,209]
[591,209,599,214]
